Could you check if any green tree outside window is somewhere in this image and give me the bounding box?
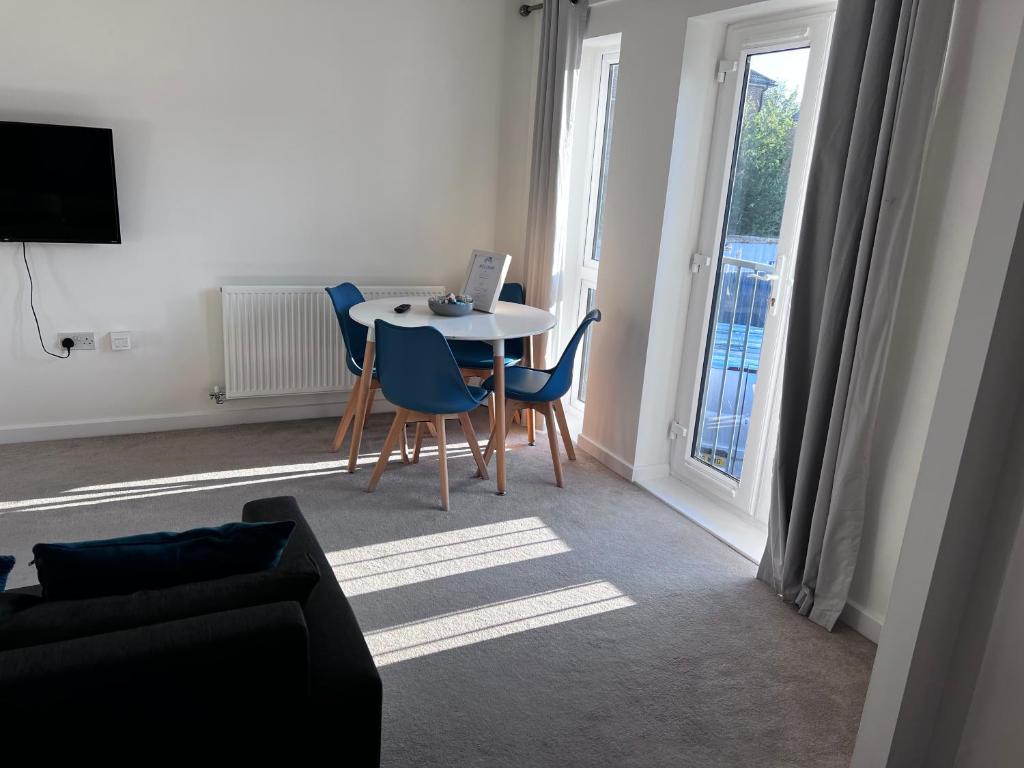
[727,81,800,239]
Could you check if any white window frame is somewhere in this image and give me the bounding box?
[560,34,620,421]
[671,11,834,520]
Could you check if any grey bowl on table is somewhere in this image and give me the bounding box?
[428,297,474,317]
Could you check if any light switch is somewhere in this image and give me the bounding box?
[110,331,132,351]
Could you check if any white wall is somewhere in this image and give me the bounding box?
[955,493,1024,766]
[0,0,512,440]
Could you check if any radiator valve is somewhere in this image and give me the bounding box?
[209,385,226,405]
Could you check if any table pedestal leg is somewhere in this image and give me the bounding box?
[347,339,376,473]
[493,339,507,495]
[525,336,536,446]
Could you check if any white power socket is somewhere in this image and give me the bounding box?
[57,331,96,351]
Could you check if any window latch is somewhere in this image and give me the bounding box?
[717,60,738,83]
[690,252,710,273]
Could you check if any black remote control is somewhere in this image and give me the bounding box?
[394,303,411,314]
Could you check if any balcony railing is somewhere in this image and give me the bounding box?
[694,243,776,479]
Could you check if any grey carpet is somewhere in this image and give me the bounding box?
[0,414,874,767]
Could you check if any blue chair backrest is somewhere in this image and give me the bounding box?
[536,309,602,402]
[325,283,368,377]
[500,282,525,305]
[374,320,483,414]
[500,282,526,359]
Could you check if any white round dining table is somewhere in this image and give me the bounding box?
[347,297,557,494]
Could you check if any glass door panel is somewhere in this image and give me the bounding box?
[692,47,810,480]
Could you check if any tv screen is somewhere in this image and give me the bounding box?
[0,121,121,244]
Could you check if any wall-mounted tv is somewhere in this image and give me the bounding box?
[0,121,121,244]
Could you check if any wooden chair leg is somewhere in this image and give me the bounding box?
[413,422,425,463]
[487,394,495,430]
[552,399,576,461]
[435,416,449,511]
[367,410,407,492]
[331,393,359,452]
[458,412,488,480]
[542,403,564,488]
[481,420,497,474]
[347,342,376,472]
[400,423,410,464]
[483,402,517,465]
[527,406,536,446]
[348,386,378,472]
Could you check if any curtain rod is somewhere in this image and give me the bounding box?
[518,0,579,18]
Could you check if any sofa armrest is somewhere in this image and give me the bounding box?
[242,496,382,700]
[0,600,309,720]
[244,496,382,765]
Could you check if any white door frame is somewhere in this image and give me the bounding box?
[671,11,834,519]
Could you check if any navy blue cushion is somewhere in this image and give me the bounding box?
[0,555,13,592]
[450,341,522,370]
[32,521,295,600]
[483,367,552,402]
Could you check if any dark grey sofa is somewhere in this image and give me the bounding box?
[0,496,382,761]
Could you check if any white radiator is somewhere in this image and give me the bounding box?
[220,284,444,399]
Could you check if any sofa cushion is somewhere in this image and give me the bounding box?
[0,553,319,652]
[0,593,42,622]
[32,520,295,600]
[0,602,311,719]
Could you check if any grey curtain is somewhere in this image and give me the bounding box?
[757,0,956,630]
[523,0,589,367]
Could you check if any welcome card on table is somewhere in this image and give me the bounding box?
[461,249,511,314]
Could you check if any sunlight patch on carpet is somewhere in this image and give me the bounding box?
[328,517,569,596]
[2,447,481,514]
[366,580,635,666]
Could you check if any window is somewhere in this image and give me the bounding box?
[672,13,833,519]
[562,35,620,419]
[577,287,597,403]
[587,60,619,264]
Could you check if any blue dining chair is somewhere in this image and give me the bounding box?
[368,320,490,510]
[449,282,528,374]
[325,283,408,462]
[482,309,602,488]
[450,282,533,439]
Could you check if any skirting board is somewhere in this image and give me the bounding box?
[632,462,671,483]
[577,433,635,480]
[0,396,397,445]
[576,434,670,485]
[840,600,883,644]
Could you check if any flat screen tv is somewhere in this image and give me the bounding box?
[0,121,121,244]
